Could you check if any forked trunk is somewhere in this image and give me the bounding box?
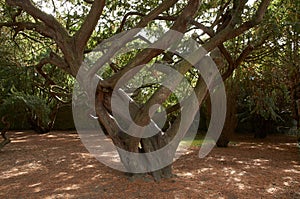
[95,90,180,181]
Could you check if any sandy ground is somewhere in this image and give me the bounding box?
[0,131,299,198]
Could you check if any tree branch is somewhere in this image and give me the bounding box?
[5,0,76,72]
[118,12,144,32]
[103,0,200,88]
[84,0,94,4]
[35,58,57,86]
[74,0,106,55]
[134,0,179,29]
[0,21,56,39]
[118,11,214,37]
[6,0,68,36]
[35,52,70,85]
[223,0,272,41]
[221,44,254,80]
[87,0,180,85]
[50,85,72,104]
[211,0,231,29]
[118,0,201,148]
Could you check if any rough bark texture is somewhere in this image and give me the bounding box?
[216,82,238,147]
[0,117,11,150]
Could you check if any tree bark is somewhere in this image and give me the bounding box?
[0,117,11,150]
[216,82,238,147]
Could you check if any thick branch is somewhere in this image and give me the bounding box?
[222,0,272,41]
[119,12,214,36]
[0,21,56,39]
[6,0,68,36]
[103,0,200,88]
[35,52,70,80]
[74,0,106,55]
[218,44,234,66]
[120,0,200,149]
[87,0,180,84]
[5,0,76,74]
[95,90,123,146]
[221,44,254,80]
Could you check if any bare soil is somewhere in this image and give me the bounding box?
[1,131,299,199]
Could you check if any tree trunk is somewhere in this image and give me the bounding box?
[94,88,180,181]
[204,78,238,147]
[253,116,268,139]
[0,116,11,150]
[216,95,237,147]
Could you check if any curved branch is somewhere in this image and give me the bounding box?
[118,0,201,148]
[50,85,72,104]
[103,0,200,88]
[5,0,74,68]
[118,12,144,32]
[87,0,180,85]
[0,21,56,39]
[6,0,68,36]
[74,0,106,55]
[118,11,214,36]
[35,52,70,85]
[35,58,57,86]
[134,0,179,29]
[221,0,272,42]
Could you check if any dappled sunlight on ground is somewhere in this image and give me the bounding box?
[0,132,299,198]
[173,134,300,198]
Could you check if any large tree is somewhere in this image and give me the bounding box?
[1,0,272,180]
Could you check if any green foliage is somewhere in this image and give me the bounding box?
[1,0,297,134]
[227,0,299,127]
[237,62,291,122]
[0,92,51,130]
[0,9,73,131]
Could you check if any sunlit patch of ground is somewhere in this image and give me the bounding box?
[0,131,299,198]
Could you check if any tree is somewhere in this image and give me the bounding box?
[1,0,272,180]
[276,0,300,131]
[234,0,299,138]
[0,1,74,133]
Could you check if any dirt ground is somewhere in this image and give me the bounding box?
[0,131,299,199]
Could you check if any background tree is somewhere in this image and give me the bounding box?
[0,0,74,133]
[234,0,299,138]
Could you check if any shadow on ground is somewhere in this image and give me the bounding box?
[0,131,299,198]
